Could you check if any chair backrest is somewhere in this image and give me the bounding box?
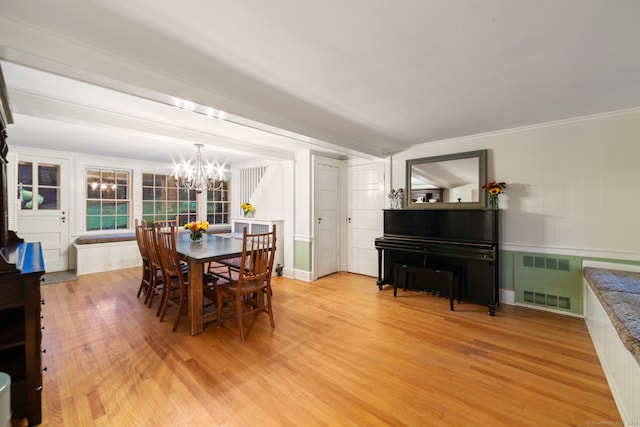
[134,219,148,260]
[236,225,276,290]
[153,216,179,233]
[154,223,185,282]
[142,223,161,268]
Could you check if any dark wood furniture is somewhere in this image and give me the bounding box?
[0,242,45,426]
[1,63,46,425]
[375,209,499,315]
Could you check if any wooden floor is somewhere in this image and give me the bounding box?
[36,268,621,426]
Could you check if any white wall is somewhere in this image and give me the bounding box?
[392,108,640,260]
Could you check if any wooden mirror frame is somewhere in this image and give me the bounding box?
[405,149,488,209]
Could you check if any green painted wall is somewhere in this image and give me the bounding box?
[294,240,312,271]
[501,250,640,315]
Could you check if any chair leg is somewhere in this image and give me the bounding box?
[137,264,147,298]
[146,274,157,307]
[216,287,222,328]
[159,284,171,323]
[172,284,186,332]
[155,278,167,317]
[235,295,245,343]
[265,290,275,328]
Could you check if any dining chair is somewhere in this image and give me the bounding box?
[154,223,218,332]
[216,225,276,343]
[134,219,152,299]
[142,224,166,315]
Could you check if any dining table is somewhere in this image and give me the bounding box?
[176,232,245,335]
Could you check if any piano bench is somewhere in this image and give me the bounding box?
[393,263,462,311]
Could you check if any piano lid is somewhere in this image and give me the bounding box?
[383,209,498,245]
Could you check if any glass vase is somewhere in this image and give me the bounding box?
[244,210,254,218]
[190,230,203,243]
[489,194,499,209]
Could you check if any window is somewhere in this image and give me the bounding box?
[207,180,230,225]
[142,173,196,226]
[86,168,130,231]
[18,161,61,210]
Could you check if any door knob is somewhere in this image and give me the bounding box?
[318,217,322,224]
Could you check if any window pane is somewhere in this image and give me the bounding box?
[116,171,128,184]
[167,202,178,214]
[117,202,129,215]
[116,185,127,200]
[142,173,155,186]
[18,162,33,186]
[102,170,115,185]
[116,216,128,230]
[19,186,35,210]
[142,187,154,200]
[102,202,116,215]
[87,201,101,215]
[87,182,100,199]
[38,164,59,186]
[154,188,165,200]
[167,187,177,201]
[155,201,167,215]
[102,216,116,230]
[87,216,101,231]
[101,186,116,200]
[142,201,154,215]
[39,188,60,210]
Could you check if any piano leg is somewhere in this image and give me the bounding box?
[488,304,496,316]
[376,248,384,290]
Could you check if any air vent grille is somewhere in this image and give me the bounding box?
[523,255,571,272]
[523,290,571,310]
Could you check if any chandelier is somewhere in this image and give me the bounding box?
[173,144,226,193]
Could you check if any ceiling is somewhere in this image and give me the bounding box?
[1,1,639,166]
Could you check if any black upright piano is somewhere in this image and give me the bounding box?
[375,209,499,315]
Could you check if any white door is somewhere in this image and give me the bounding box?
[347,162,385,276]
[314,157,340,278]
[16,155,69,272]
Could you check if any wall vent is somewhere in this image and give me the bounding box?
[523,255,571,272]
[523,290,571,310]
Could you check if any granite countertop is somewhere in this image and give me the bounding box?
[583,267,640,361]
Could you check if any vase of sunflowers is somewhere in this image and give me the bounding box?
[482,181,506,209]
[241,202,255,218]
[184,220,208,243]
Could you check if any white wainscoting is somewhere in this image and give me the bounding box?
[583,261,640,426]
[74,241,141,275]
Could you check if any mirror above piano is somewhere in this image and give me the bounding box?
[406,149,487,209]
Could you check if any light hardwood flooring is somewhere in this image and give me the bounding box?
[36,268,621,426]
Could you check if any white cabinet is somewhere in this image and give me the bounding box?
[231,218,284,271]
